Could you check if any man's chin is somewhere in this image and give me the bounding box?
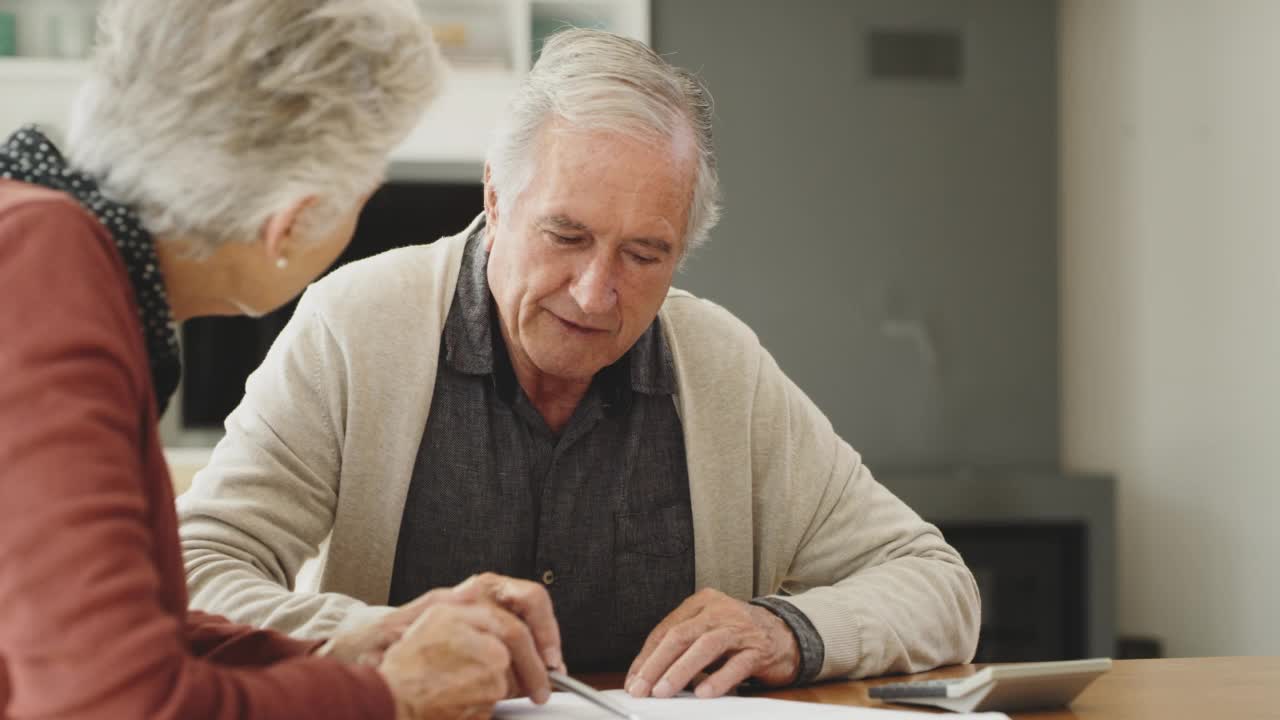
[527,351,608,383]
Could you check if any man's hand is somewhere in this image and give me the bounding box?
[452,572,567,674]
[317,588,455,668]
[319,572,565,696]
[625,588,800,699]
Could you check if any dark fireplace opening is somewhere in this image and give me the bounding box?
[941,523,1089,662]
[180,180,484,429]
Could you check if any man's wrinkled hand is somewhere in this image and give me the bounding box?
[624,588,800,699]
[451,572,566,674]
[317,587,457,668]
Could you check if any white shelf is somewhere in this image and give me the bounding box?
[0,57,87,143]
[1,0,649,168]
[393,65,520,167]
[0,56,85,80]
[0,57,518,166]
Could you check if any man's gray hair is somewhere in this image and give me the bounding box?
[67,0,444,255]
[486,28,721,252]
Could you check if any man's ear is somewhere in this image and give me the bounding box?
[483,164,499,252]
[260,195,319,263]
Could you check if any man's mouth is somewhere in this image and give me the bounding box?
[552,314,608,334]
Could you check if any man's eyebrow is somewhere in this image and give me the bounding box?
[628,237,674,254]
[541,215,590,232]
[540,215,673,254]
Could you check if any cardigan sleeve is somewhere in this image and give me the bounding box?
[748,345,982,680]
[177,288,396,639]
[0,200,395,720]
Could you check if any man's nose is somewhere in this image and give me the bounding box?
[570,254,618,316]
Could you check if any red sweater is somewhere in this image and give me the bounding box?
[0,181,395,719]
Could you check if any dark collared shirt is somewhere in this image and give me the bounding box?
[388,229,695,670]
[389,226,826,682]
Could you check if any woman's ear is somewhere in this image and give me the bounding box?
[260,195,319,264]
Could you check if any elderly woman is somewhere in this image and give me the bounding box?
[0,1,561,719]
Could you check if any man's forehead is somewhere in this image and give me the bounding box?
[539,118,698,170]
[532,136,695,208]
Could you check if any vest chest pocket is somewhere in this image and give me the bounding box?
[612,503,695,639]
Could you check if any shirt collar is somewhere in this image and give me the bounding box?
[442,221,676,397]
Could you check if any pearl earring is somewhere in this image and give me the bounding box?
[275,257,289,270]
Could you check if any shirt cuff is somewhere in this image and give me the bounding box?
[749,596,826,685]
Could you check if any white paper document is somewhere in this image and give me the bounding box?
[495,690,1011,720]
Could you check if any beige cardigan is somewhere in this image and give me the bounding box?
[177,217,980,680]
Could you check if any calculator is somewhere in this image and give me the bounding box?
[868,657,1113,713]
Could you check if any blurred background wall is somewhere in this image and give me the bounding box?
[1061,0,1280,657]
[656,0,1060,470]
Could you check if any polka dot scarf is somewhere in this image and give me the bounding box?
[0,126,181,414]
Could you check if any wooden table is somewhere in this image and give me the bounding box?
[584,657,1280,719]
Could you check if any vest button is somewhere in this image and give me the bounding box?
[541,569,556,586]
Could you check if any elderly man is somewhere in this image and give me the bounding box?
[178,29,980,698]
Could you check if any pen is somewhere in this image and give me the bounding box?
[548,670,642,720]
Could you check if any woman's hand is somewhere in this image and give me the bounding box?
[379,601,532,720]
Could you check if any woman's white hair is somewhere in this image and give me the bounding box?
[486,28,722,253]
[67,0,444,255]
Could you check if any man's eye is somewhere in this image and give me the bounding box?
[549,232,582,245]
[628,252,659,265]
